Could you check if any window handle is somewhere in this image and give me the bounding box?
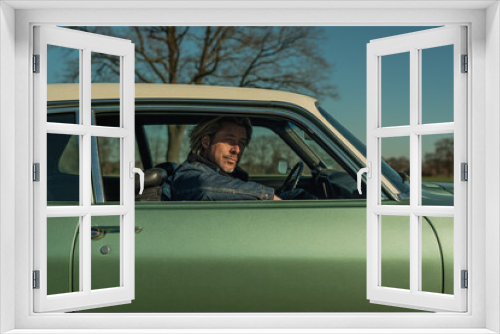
[130,162,144,195]
[357,162,371,195]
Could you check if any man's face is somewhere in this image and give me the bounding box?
[202,121,248,173]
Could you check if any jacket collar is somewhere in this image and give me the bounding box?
[187,152,249,182]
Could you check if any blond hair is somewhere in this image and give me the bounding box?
[190,117,252,156]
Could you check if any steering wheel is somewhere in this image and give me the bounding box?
[277,162,304,199]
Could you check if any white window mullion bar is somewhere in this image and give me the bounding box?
[82,47,92,209]
[120,214,125,287]
[46,123,130,138]
[418,216,424,292]
[46,205,129,217]
[412,206,455,217]
[46,123,88,136]
[373,126,411,138]
[46,206,90,217]
[409,47,420,295]
[90,126,130,138]
[413,123,455,135]
[82,49,91,128]
[372,124,453,139]
[377,214,382,288]
[90,205,128,216]
[373,205,455,217]
[410,213,420,293]
[80,214,91,293]
[373,205,411,216]
[81,47,92,294]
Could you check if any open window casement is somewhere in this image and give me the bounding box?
[33,26,137,312]
[365,26,467,312]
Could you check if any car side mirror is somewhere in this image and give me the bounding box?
[277,159,289,175]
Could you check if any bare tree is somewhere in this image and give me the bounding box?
[68,26,337,163]
[384,156,410,177]
[423,138,454,178]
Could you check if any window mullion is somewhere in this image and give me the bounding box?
[409,47,420,295]
[81,47,92,294]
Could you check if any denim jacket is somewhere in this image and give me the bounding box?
[171,152,275,201]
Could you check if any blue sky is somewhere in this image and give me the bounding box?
[316,27,452,146]
[48,26,454,158]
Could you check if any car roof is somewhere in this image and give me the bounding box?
[47,83,319,113]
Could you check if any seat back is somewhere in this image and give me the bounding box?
[155,162,179,175]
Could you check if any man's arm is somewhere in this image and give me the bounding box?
[172,163,277,201]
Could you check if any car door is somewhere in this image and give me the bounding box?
[80,102,445,313]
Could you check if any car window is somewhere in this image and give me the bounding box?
[288,123,344,171]
[52,114,362,202]
[144,124,193,166]
[137,117,367,201]
[239,126,311,177]
[144,123,311,177]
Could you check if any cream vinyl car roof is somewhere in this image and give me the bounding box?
[47,83,319,115]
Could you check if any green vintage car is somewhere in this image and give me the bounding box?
[46,83,453,313]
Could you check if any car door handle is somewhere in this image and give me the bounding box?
[357,162,371,195]
[91,226,143,240]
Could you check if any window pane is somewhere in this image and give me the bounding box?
[421,134,454,206]
[239,126,310,176]
[144,124,192,166]
[91,216,121,290]
[381,215,410,290]
[47,216,80,295]
[381,52,410,127]
[381,136,410,204]
[421,45,454,124]
[289,123,342,172]
[91,52,120,127]
[47,45,80,124]
[421,216,454,295]
[48,134,80,204]
[92,136,121,204]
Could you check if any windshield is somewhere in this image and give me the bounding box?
[317,105,410,199]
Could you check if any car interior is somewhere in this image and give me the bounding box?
[47,111,365,203]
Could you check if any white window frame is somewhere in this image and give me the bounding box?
[365,26,468,312]
[33,25,136,313]
[1,1,498,333]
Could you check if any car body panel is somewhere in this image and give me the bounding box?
[45,201,452,312]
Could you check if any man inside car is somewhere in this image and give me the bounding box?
[171,116,282,201]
